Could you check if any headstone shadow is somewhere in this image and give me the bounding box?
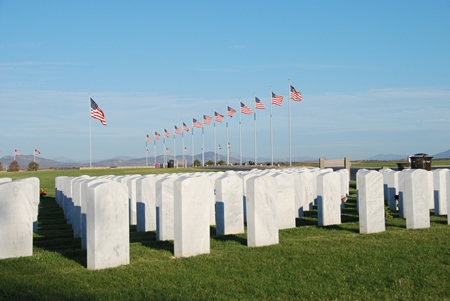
[33,197,87,267]
[129,229,174,254]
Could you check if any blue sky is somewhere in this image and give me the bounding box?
[1,0,449,162]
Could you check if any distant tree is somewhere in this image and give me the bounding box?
[205,160,214,166]
[248,161,255,166]
[27,161,39,171]
[8,160,20,172]
[0,162,3,171]
[217,160,225,166]
[194,159,201,167]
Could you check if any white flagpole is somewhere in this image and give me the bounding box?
[213,110,217,166]
[34,149,36,163]
[254,92,257,165]
[239,99,242,166]
[270,86,274,166]
[202,126,205,167]
[173,127,176,168]
[288,79,292,167]
[226,103,229,165]
[146,136,148,167]
[182,124,185,167]
[14,149,15,161]
[163,130,166,168]
[89,93,92,169]
[192,123,194,167]
[154,129,156,167]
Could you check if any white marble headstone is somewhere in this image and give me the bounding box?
[246,175,279,247]
[433,169,448,215]
[272,172,296,230]
[87,181,129,270]
[174,176,210,257]
[317,172,341,226]
[215,172,244,236]
[357,170,385,234]
[0,181,34,259]
[403,169,430,229]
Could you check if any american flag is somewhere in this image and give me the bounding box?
[164,128,170,138]
[146,148,150,154]
[214,111,224,123]
[90,98,107,126]
[14,149,20,155]
[255,97,265,109]
[228,142,230,149]
[271,92,283,106]
[146,134,152,142]
[218,144,221,150]
[240,102,253,114]
[193,118,203,128]
[34,149,41,155]
[165,147,170,153]
[155,131,161,140]
[290,85,303,101]
[227,106,236,117]
[184,147,189,153]
[174,125,182,135]
[203,115,212,125]
[183,122,190,132]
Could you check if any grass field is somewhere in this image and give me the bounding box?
[1,169,450,300]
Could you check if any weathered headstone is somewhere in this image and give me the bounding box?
[246,175,279,247]
[136,175,159,232]
[15,177,40,232]
[87,181,129,270]
[357,170,385,234]
[386,171,399,211]
[156,175,179,241]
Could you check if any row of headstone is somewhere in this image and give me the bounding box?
[0,177,40,260]
[357,168,450,233]
[54,167,350,267]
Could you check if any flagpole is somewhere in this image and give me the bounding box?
[201,112,205,167]
[173,126,176,168]
[146,135,148,167]
[14,149,15,161]
[192,122,194,167]
[182,123,185,167]
[213,110,217,166]
[288,79,292,167]
[226,103,229,166]
[239,98,242,166]
[34,149,36,163]
[254,92,257,165]
[89,93,92,169]
[270,86,274,166]
[154,129,156,167]
[163,130,166,168]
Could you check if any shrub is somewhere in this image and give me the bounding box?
[193,159,201,167]
[8,160,19,172]
[28,161,39,171]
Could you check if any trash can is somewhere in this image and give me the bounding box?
[168,160,174,168]
[409,153,433,171]
[396,162,409,171]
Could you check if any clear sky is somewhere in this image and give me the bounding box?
[1,0,449,162]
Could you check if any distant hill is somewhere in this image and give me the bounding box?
[366,154,407,161]
[433,149,450,159]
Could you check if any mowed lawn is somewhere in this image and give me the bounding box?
[1,168,450,300]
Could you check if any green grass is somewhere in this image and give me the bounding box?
[1,172,450,300]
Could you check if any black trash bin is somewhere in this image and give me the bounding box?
[409,153,433,171]
[168,159,174,168]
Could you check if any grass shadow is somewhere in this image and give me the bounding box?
[129,230,174,254]
[211,233,247,246]
[33,196,87,267]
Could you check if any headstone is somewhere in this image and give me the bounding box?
[156,175,179,241]
[433,169,448,215]
[317,172,341,226]
[271,172,296,229]
[15,177,40,232]
[379,168,393,203]
[427,171,434,210]
[337,169,350,199]
[87,181,129,270]
[246,175,279,247]
[215,172,244,236]
[174,176,210,257]
[80,178,111,249]
[357,170,385,234]
[0,181,34,259]
[398,171,405,218]
[126,175,142,226]
[386,171,399,211]
[446,171,450,225]
[403,169,430,229]
[71,177,91,238]
[136,175,159,232]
